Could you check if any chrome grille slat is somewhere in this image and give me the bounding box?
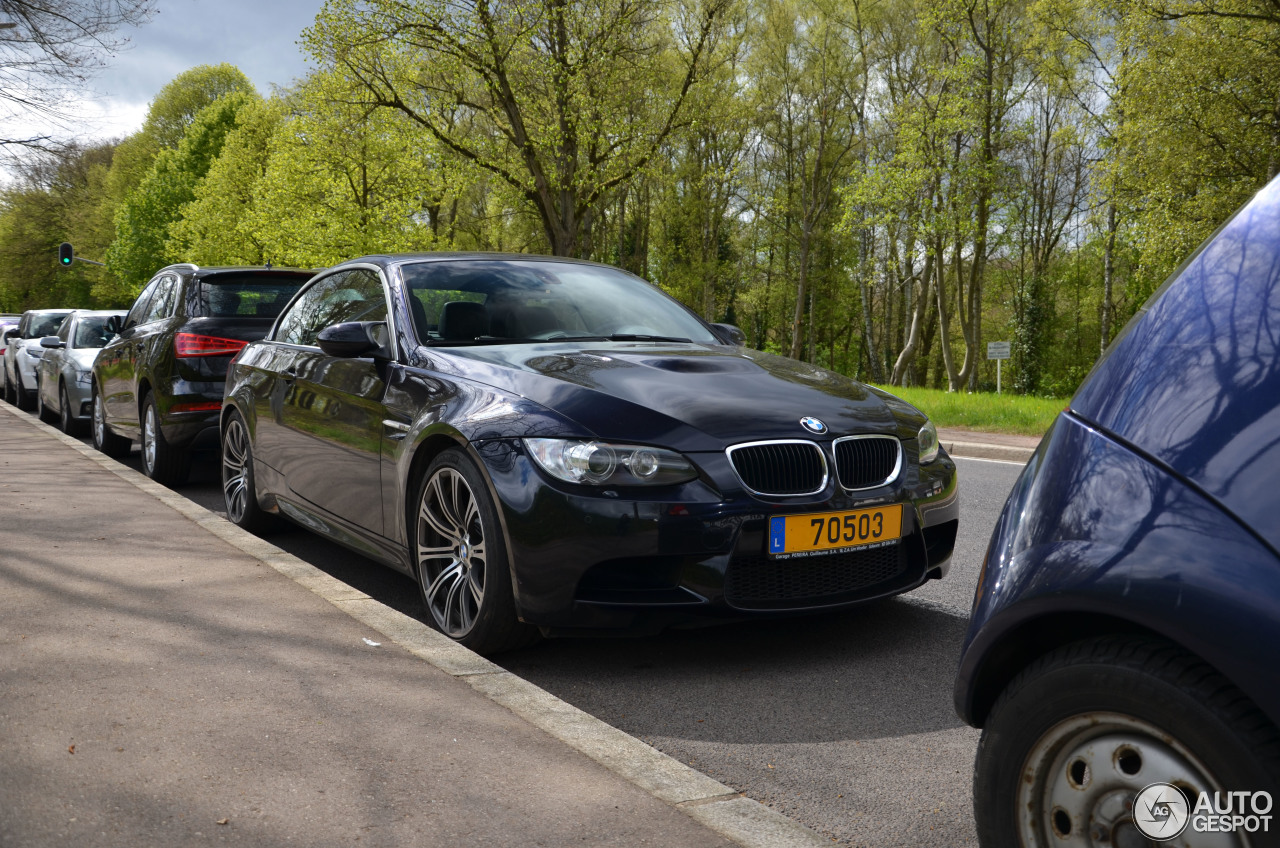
[833,435,901,490]
[726,440,826,497]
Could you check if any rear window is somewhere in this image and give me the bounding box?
[195,273,310,319]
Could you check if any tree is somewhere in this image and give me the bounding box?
[166,98,286,265]
[0,0,155,151]
[0,142,115,309]
[305,0,736,257]
[244,69,458,267]
[105,90,259,294]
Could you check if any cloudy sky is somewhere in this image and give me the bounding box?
[70,0,321,142]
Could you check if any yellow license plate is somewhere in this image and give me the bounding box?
[767,505,903,558]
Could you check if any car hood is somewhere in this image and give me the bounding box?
[433,343,918,451]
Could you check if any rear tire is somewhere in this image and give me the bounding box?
[413,449,537,655]
[60,384,84,436]
[975,636,1280,848]
[221,410,276,533]
[92,388,131,458]
[140,391,190,486]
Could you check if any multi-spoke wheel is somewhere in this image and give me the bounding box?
[35,376,55,423]
[140,391,190,485]
[91,389,130,458]
[221,410,274,532]
[414,449,534,655]
[975,637,1280,848]
[60,384,83,436]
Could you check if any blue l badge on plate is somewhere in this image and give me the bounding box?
[769,516,786,554]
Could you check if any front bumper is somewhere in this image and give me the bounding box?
[476,439,959,634]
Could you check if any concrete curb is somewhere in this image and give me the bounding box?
[1,402,833,848]
[942,440,1035,463]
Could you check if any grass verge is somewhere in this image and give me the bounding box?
[870,384,1067,436]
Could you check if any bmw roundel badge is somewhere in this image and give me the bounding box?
[800,416,828,435]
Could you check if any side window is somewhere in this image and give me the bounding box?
[275,269,388,348]
[124,278,161,329]
[143,274,180,324]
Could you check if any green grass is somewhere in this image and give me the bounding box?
[869,384,1068,436]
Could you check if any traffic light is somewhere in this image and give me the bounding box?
[58,242,73,267]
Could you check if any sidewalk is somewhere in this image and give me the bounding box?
[0,405,827,848]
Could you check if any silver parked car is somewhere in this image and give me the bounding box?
[35,310,126,435]
[3,309,75,410]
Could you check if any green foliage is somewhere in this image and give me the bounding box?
[244,68,458,267]
[305,0,737,257]
[0,144,117,310]
[167,98,286,265]
[104,90,260,296]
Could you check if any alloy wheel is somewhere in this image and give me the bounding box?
[59,385,71,433]
[417,467,488,638]
[142,403,157,474]
[222,416,251,524]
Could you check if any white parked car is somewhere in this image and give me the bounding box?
[3,309,74,410]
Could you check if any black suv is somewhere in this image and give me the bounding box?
[92,264,313,484]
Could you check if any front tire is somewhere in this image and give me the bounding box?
[60,384,83,436]
[975,636,1280,848]
[413,449,535,655]
[36,377,55,423]
[14,369,34,411]
[221,410,275,533]
[140,391,190,486]
[92,388,131,458]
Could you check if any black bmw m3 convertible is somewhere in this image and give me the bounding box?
[221,254,959,654]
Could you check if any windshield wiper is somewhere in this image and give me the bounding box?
[604,333,692,343]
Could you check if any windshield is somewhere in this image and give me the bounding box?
[399,259,717,345]
[28,312,68,338]
[72,316,116,349]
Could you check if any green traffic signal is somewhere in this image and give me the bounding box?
[58,242,74,266]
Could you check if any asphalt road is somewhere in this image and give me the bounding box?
[69,430,1023,847]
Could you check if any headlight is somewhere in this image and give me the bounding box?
[23,346,42,358]
[524,438,698,486]
[918,420,939,464]
[74,369,92,386]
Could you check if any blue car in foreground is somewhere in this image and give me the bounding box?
[956,179,1280,847]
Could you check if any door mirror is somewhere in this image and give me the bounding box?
[3,327,18,343]
[710,323,746,346]
[104,314,122,336]
[317,321,385,359]
[39,336,64,349]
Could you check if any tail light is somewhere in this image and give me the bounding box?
[174,333,248,358]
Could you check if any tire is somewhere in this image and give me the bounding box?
[36,376,55,423]
[1,364,10,405]
[140,391,190,486]
[413,449,537,655]
[14,369,34,411]
[975,636,1280,848]
[92,388,131,458]
[60,384,84,436]
[221,410,276,533]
